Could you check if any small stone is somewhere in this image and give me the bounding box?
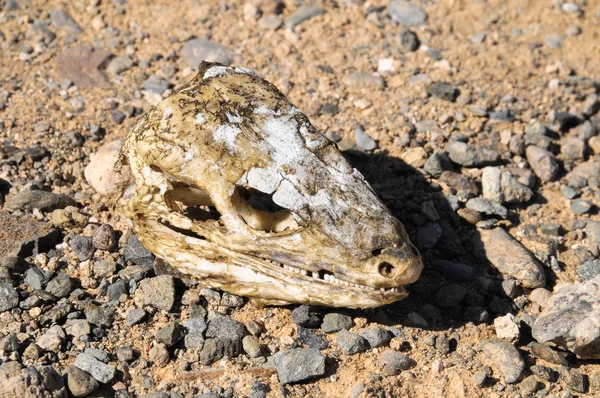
[111,109,126,124]
[571,199,593,215]
[70,236,95,262]
[473,371,487,387]
[155,322,185,346]
[467,197,507,218]
[432,260,476,282]
[297,326,329,350]
[424,152,453,178]
[354,125,377,151]
[528,342,570,365]
[65,319,91,338]
[124,235,155,267]
[342,73,385,90]
[285,6,325,30]
[36,333,62,351]
[539,223,562,236]
[526,146,559,182]
[115,346,134,362]
[220,292,244,307]
[276,348,326,384]
[397,28,420,52]
[427,82,458,102]
[149,343,170,366]
[474,228,546,288]
[258,15,283,30]
[92,224,117,252]
[439,171,479,199]
[565,369,588,393]
[292,305,322,328]
[67,365,99,397]
[359,327,392,348]
[479,338,524,384]
[530,365,556,382]
[85,140,132,196]
[578,259,600,281]
[25,267,51,290]
[520,375,541,395]
[494,313,520,341]
[416,223,442,249]
[530,288,552,307]
[181,39,235,68]
[45,271,73,298]
[532,276,600,359]
[378,349,416,376]
[4,190,77,212]
[55,46,112,88]
[337,329,368,355]
[242,335,261,358]
[1,333,19,352]
[126,308,146,326]
[445,141,499,167]
[84,304,114,327]
[434,284,466,308]
[249,380,269,398]
[321,313,353,333]
[106,56,134,75]
[469,32,486,44]
[388,0,428,27]
[74,353,116,384]
[0,281,19,312]
[50,9,83,35]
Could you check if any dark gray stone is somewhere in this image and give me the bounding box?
[424,152,453,178]
[4,190,77,212]
[432,260,476,282]
[1,333,20,352]
[123,235,155,267]
[45,271,72,298]
[479,338,524,383]
[578,259,600,281]
[446,141,500,167]
[434,284,466,308]
[297,326,328,350]
[125,308,146,326]
[388,0,428,27]
[24,267,51,290]
[427,82,458,102]
[84,304,114,327]
[107,279,127,301]
[378,349,416,376]
[74,353,116,384]
[416,223,442,249]
[397,28,420,52]
[292,305,322,328]
[336,329,368,355]
[276,348,326,384]
[571,199,593,215]
[466,197,507,218]
[140,75,172,94]
[70,236,95,262]
[155,322,185,346]
[359,327,392,348]
[321,313,353,333]
[0,281,19,312]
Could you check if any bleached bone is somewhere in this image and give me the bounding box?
[117,62,422,308]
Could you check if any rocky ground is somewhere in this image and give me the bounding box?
[1,0,600,397]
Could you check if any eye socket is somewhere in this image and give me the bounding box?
[233,185,300,233]
[378,262,396,278]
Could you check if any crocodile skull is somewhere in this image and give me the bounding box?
[118,62,422,308]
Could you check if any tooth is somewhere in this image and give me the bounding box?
[301,270,308,276]
[283,265,289,270]
[312,272,319,279]
[324,274,330,282]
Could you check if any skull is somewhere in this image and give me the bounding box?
[118,62,422,308]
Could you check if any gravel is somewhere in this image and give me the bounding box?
[445,141,499,167]
[66,365,99,397]
[74,353,116,384]
[0,281,19,312]
[525,145,559,182]
[4,190,77,212]
[136,275,175,311]
[155,322,185,346]
[45,271,73,298]
[321,313,353,333]
[479,338,524,384]
[292,305,322,328]
[378,349,416,376]
[337,329,368,354]
[388,0,428,27]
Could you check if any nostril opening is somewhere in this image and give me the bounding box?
[371,248,383,256]
[378,262,395,278]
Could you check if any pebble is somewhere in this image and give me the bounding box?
[445,141,500,167]
[424,152,453,178]
[528,342,570,365]
[494,313,520,341]
[565,161,600,187]
[276,348,326,384]
[84,304,114,327]
[92,224,118,251]
[434,284,466,308]
[354,125,377,151]
[359,327,392,348]
[155,322,185,346]
[1,333,20,352]
[84,140,131,196]
[140,74,172,94]
[285,6,325,30]
[136,275,175,311]
[532,276,600,359]
[432,260,476,282]
[321,313,353,333]
[115,346,134,362]
[297,326,329,350]
[45,271,73,298]
[149,344,169,367]
[292,305,322,328]
[565,369,588,393]
[427,82,458,102]
[342,73,385,90]
[577,259,600,281]
[0,281,19,312]
[70,236,95,261]
[475,228,546,288]
[439,171,479,199]
[242,335,261,358]
[466,197,507,218]
[378,349,416,376]
[473,371,487,387]
[249,381,269,398]
[49,9,83,35]
[416,223,442,249]
[397,28,420,52]
[202,315,247,363]
[124,235,155,267]
[106,55,134,75]
[530,288,552,307]
[258,15,283,30]
[520,375,541,395]
[66,365,99,397]
[4,190,77,212]
[181,39,235,68]
[25,267,51,290]
[74,353,116,384]
[479,338,524,384]
[337,329,368,354]
[530,364,556,382]
[526,146,559,182]
[126,308,147,326]
[388,0,428,27]
[571,199,592,215]
[55,46,113,88]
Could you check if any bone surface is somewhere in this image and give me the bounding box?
[118,62,422,308]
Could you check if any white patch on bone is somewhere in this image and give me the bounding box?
[160,106,174,130]
[194,113,206,125]
[213,124,242,149]
[246,168,283,194]
[184,151,193,161]
[203,66,231,79]
[234,67,255,75]
[226,111,243,124]
[272,179,306,211]
[141,165,168,194]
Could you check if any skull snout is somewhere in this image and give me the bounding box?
[373,246,422,286]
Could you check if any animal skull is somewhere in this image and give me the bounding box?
[118,62,422,308]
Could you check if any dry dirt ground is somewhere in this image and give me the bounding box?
[1,0,600,397]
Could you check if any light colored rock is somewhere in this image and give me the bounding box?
[84,140,131,196]
[494,313,520,341]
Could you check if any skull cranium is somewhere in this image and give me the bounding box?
[118,62,422,308]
